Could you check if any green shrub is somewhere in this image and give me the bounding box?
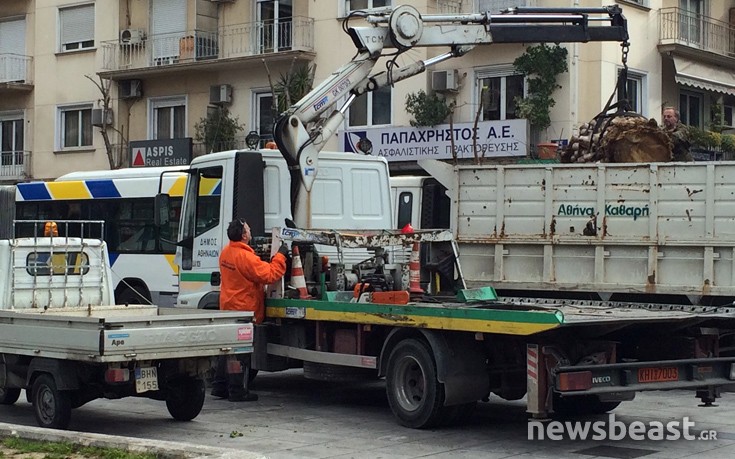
[405,90,454,127]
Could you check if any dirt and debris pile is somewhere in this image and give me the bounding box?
[560,115,673,163]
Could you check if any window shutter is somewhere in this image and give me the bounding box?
[0,19,26,54]
[151,0,187,59]
[60,5,94,46]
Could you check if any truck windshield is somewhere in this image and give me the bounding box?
[179,166,222,270]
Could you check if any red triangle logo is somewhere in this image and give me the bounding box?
[132,149,145,167]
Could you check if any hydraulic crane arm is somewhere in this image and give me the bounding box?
[274,5,629,227]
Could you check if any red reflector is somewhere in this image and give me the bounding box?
[557,371,593,391]
[105,368,130,383]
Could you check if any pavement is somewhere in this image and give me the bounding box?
[3,370,735,459]
[0,421,265,459]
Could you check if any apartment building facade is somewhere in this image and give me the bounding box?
[1,0,734,183]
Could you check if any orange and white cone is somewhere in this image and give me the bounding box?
[289,246,312,299]
[408,242,423,294]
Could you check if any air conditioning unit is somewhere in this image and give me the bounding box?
[120,29,146,45]
[91,108,113,127]
[210,84,233,105]
[431,70,459,92]
[119,79,143,99]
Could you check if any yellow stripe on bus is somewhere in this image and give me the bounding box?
[266,308,560,336]
[47,182,91,200]
[168,176,187,197]
[164,254,179,274]
[200,177,220,195]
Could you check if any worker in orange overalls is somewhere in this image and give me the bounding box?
[212,219,288,402]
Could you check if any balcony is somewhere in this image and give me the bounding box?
[0,150,30,182]
[100,17,315,79]
[659,7,735,64]
[0,54,33,92]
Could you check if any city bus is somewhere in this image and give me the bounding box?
[13,167,190,307]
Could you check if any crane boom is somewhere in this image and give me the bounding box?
[274,5,629,227]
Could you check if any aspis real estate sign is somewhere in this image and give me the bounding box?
[130,138,192,167]
[340,119,529,161]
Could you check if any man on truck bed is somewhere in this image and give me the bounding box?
[212,219,289,402]
[662,106,693,161]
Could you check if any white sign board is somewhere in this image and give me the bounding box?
[340,119,529,161]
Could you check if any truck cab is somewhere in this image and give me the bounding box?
[172,149,393,309]
[390,175,450,230]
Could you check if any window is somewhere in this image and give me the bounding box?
[348,86,392,127]
[26,252,90,276]
[0,114,24,170]
[150,97,186,139]
[179,166,223,270]
[59,105,93,149]
[255,92,275,146]
[679,0,703,45]
[679,90,703,127]
[59,4,95,52]
[477,66,525,121]
[257,0,293,53]
[346,0,390,11]
[624,71,646,116]
[724,105,734,128]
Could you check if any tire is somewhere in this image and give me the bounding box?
[166,377,205,421]
[32,374,72,429]
[553,394,621,416]
[0,388,21,405]
[385,339,444,429]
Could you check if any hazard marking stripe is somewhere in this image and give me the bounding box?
[528,347,538,359]
[527,369,537,380]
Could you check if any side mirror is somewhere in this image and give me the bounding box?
[154,193,170,227]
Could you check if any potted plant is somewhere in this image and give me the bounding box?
[512,44,568,158]
[194,107,245,153]
[405,90,454,127]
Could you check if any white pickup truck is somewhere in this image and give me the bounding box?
[0,221,253,429]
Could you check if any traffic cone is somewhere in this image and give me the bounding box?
[408,242,423,295]
[289,246,312,299]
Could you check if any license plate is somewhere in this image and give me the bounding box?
[135,366,159,393]
[638,367,678,383]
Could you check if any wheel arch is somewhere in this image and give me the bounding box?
[198,291,220,310]
[115,278,152,303]
[27,358,80,390]
[379,328,489,406]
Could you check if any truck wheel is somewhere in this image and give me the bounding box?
[553,394,621,416]
[166,377,205,421]
[0,388,21,405]
[386,339,444,429]
[32,374,72,429]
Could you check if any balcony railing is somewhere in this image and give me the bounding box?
[0,54,33,84]
[0,150,30,181]
[101,17,314,72]
[660,7,735,58]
